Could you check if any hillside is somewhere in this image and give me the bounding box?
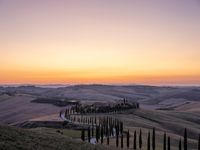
[0,124,115,150]
[0,85,200,125]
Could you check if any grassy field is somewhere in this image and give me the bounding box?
[1,85,200,150]
[62,108,200,150]
[0,125,117,150]
[93,109,200,150]
[1,107,200,150]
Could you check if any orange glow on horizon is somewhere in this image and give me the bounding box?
[1,67,200,85]
[0,1,200,85]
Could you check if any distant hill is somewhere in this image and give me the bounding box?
[0,84,200,125]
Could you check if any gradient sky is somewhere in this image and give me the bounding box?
[0,0,200,85]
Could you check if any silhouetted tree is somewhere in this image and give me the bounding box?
[110,124,113,136]
[184,128,187,150]
[116,134,119,147]
[81,129,85,141]
[121,133,124,148]
[88,127,91,143]
[147,131,150,150]
[95,116,97,124]
[152,128,155,150]
[59,111,62,117]
[96,125,100,143]
[92,125,94,137]
[168,136,170,150]
[127,130,130,148]
[198,134,200,150]
[137,103,140,109]
[139,129,142,149]
[107,135,109,145]
[120,122,123,134]
[163,132,166,150]
[116,122,120,136]
[101,126,104,144]
[134,130,137,150]
[179,138,182,150]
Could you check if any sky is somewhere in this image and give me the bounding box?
[0,0,200,85]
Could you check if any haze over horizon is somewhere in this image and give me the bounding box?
[0,0,200,85]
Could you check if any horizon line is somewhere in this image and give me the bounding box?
[0,83,199,88]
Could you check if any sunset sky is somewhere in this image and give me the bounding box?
[0,0,200,85]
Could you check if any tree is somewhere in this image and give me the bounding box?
[134,130,137,150]
[198,134,200,150]
[110,124,113,136]
[88,127,91,143]
[179,138,182,150]
[167,136,170,150]
[101,126,104,144]
[107,136,109,145]
[163,132,166,150]
[184,128,187,150]
[147,131,150,150]
[81,129,85,141]
[139,129,142,149]
[92,125,94,137]
[127,130,130,148]
[106,124,109,137]
[59,111,62,117]
[121,133,124,148]
[152,128,155,150]
[137,103,140,109]
[116,123,119,136]
[120,122,123,135]
[96,125,100,143]
[116,134,119,147]
[95,116,97,125]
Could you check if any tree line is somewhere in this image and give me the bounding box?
[63,100,139,116]
[81,124,200,150]
[60,104,200,150]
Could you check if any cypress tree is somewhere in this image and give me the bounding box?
[109,124,112,136]
[116,134,119,147]
[101,125,104,144]
[88,127,91,143]
[59,111,62,117]
[121,133,124,148]
[116,122,119,136]
[107,135,109,145]
[134,130,137,150]
[95,116,97,125]
[184,128,187,150]
[107,122,109,145]
[179,138,182,150]
[106,124,109,137]
[163,132,166,150]
[152,128,155,150]
[120,122,123,135]
[198,134,200,150]
[167,136,170,150]
[139,129,142,149]
[92,125,94,137]
[81,129,85,141]
[127,130,130,148]
[147,131,150,150]
[96,125,99,143]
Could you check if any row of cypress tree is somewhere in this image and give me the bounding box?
[81,125,200,150]
[64,110,199,150]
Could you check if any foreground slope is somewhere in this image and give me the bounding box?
[0,125,114,150]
